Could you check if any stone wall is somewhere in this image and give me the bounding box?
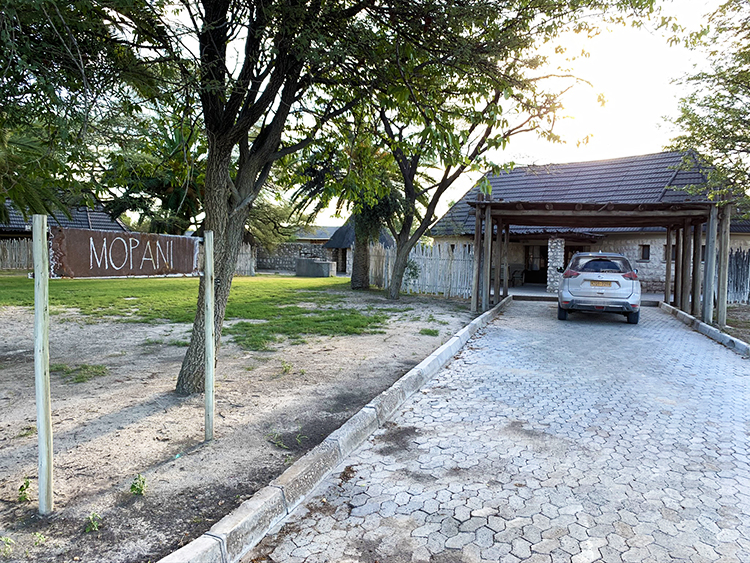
[546,237,565,293]
[257,243,333,272]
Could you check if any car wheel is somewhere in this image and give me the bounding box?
[557,306,568,321]
[626,310,640,324]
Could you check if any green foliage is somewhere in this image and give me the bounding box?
[17,478,30,503]
[32,533,47,547]
[669,0,750,215]
[419,328,439,337]
[0,536,13,558]
[84,512,103,533]
[130,474,147,496]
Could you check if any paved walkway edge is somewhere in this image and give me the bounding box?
[659,302,750,357]
[157,296,513,563]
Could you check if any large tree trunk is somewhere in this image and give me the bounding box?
[350,237,370,290]
[387,242,411,300]
[175,147,248,394]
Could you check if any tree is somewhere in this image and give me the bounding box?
[669,0,750,214]
[0,0,173,221]
[294,0,658,299]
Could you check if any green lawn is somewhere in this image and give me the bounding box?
[0,274,389,350]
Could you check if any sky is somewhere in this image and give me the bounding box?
[317,0,723,226]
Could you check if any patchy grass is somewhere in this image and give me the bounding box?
[0,274,389,351]
[50,363,110,383]
[419,328,440,337]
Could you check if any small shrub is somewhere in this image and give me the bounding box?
[0,536,13,558]
[130,474,147,496]
[32,533,47,547]
[17,478,30,503]
[84,512,103,533]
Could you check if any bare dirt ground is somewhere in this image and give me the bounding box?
[0,289,475,563]
[726,303,750,345]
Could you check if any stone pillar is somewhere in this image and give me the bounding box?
[547,237,565,293]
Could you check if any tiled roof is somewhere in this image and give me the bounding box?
[295,226,340,241]
[431,151,711,237]
[1,200,128,233]
[323,216,394,249]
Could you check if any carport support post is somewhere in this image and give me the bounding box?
[691,221,702,318]
[471,196,483,313]
[33,214,53,515]
[702,205,718,323]
[503,224,510,298]
[664,226,673,304]
[204,231,215,442]
[675,227,682,307]
[482,203,492,311]
[493,218,502,305]
[717,205,732,327]
[680,219,692,312]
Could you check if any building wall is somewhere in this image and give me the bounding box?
[432,233,750,293]
[256,243,333,272]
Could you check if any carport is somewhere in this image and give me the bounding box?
[469,195,732,326]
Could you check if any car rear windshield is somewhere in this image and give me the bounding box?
[569,256,632,273]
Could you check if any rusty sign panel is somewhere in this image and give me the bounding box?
[50,227,200,278]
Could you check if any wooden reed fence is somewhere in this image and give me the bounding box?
[728,248,750,304]
[369,242,474,298]
[0,238,33,270]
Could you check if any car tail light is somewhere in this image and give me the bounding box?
[622,271,638,280]
[562,269,580,278]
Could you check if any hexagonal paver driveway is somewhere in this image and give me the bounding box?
[244,302,750,563]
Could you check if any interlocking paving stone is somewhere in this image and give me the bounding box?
[244,303,750,562]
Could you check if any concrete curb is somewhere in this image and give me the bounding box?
[156,295,513,563]
[659,302,750,358]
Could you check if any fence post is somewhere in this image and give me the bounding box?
[702,206,718,322]
[717,206,732,327]
[33,215,53,515]
[204,231,215,442]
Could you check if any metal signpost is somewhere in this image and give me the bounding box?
[31,223,212,515]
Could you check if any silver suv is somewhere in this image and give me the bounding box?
[557,252,641,324]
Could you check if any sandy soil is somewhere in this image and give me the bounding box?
[0,290,475,563]
[726,303,750,345]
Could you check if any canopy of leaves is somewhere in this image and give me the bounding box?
[669,0,750,214]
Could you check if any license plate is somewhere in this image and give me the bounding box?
[590,281,612,288]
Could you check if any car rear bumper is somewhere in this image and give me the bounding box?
[559,299,639,313]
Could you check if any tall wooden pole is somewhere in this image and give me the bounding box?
[674,227,682,307]
[493,218,502,305]
[680,219,692,312]
[691,221,703,318]
[717,206,732,327]
[664,226,673,304]
[204,231,215,442]
[503,224,510,298]
[482,204,492,311]
[702,206,718,324]
[33,215,53,515]
[471,197,483,313]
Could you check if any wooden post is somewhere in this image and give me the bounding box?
[470,197,483,313]
[204,231,215,442]
[680,219,692,312]
[664,226,673,304]
[717,206,732,327]
[675,226,682,306]
[482,204,492,311]
[691,221,702,318]
[33,215,53,515]
[702,205,718,324]
[503,224,510,298]
[493,218,502,305]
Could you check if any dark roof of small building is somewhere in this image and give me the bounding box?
[295,225,340,242]
[323,216,395,249]
[1,200,128,234]
[431,151,713,238]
